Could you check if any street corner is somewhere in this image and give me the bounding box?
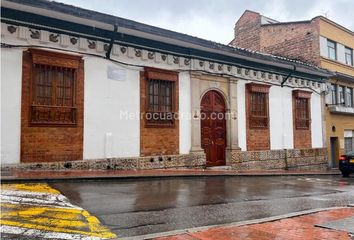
[0,183,117,240]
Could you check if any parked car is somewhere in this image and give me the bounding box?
[339,151,354,177]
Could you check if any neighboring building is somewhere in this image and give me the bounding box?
[230,10,354,168]
[1,0,331,171]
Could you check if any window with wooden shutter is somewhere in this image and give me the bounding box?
[144,67,178,127]
[29,49,81,126]
[293,90,311,130]
[246,83,271,129]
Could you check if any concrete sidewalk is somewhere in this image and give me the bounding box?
[152,208,354,240]
[1,168,340,181]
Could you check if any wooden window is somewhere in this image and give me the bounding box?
[144,67,177,127]
[29,49,81,126]
[246,83,270,129]
[293,90,311,130]
[148,79,173,112]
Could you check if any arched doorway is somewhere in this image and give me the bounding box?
[200,90,226,166]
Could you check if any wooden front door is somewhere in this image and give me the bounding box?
[201,90,226,166]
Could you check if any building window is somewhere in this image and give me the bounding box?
[293,90,311,130]
[144,67,177,127]
[29,50,81,126]
[246,83,270,129]
[327,40,337,60]
[346,87,353,107]
[295,98,310,129]
[345,47,353,66]
[345,137,353,153]
[331,84,337,104]
[339,85,345,105]
[148,79,173,112]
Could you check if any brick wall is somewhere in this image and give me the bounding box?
[230,11,321,65]
[245,83,271,151]
[230,10,261,51]
[140,69,179,156]
[21,50,84,163]
[260,20,321,65]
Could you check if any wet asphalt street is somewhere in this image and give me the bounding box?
[51,175,354,238]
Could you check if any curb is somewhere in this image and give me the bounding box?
[1,171,341,182]
[119,206,352,240]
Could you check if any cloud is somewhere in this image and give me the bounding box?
[56,0,354,44]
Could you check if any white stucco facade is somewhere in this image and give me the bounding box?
[83,57,140,159]
[0,46,326,165]
[236,80,324,151]
[269,86,294,150]
[237,81,247,151]
[1,48,22,164]
[179,71,192,154]
[311,92,324,148]
[0,10,328,165]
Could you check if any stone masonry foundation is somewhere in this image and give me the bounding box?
[1,153,206,171]
[230,148,328,171]
[1,148,328,172]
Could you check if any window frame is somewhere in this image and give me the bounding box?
[331,84,337,105]
[344,137,353,153]
[345,47,353,66]
[144,67,178,127]
[246,83,271,129]
[28,49,81,127]
[293,90,311,130]
[327,39,337,60]
[346,87,353,108]
[338,85,345,105]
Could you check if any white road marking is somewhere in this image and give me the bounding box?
[0,225,105,240]
[1,190,81,209]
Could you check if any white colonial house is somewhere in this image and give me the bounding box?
[1,0,332,171]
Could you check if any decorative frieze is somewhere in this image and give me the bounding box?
[127,46,134,58]
[97,41,105,53]
[70,37,78,45]
[29,29,40,39]
[40,30,49,43]
[7,25,17,34]
[18,26,28,39]
[1,21,324,91]
[87,39,96,49]
[141,49,148,61]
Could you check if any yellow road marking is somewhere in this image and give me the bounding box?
[1,183,60,194]
[1,183,117,239]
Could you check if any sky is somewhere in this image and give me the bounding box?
[57,0,354,44]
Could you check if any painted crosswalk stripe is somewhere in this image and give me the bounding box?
[0,183,116,239]
[0,225,105,240]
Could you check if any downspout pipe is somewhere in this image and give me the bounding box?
[281,65,296,87]
[105,24,118,59]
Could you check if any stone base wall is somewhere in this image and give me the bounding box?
[230,148,328,171]
[1,153,206,171]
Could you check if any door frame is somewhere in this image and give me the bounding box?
[189,73,240,167]
[200,90,227,166]
[330,137,339,168]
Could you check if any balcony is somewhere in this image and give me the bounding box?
[328,105,354,115]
